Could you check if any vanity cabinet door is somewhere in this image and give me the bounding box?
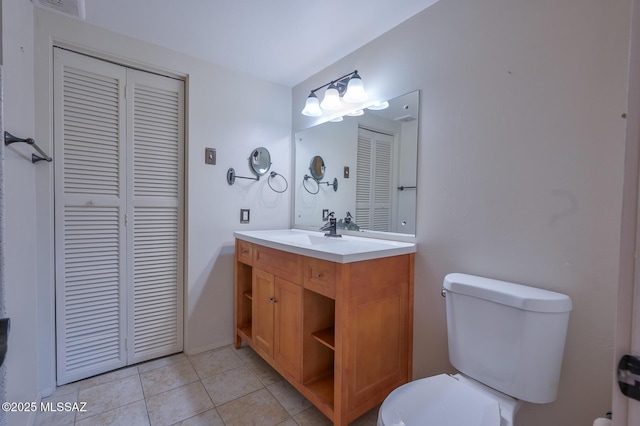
[253,269,275,358]
[274,277,302,381]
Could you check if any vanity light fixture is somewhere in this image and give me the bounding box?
[301,93,322,116]
[367,100,389,110]
[301,70,367,117]
[320,82,342,110]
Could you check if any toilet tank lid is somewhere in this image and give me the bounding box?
[443,273,572,313]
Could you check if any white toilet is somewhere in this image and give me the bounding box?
[378,273,572,426]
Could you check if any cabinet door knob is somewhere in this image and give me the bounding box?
[268,297,278,303]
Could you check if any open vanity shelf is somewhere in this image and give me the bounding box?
[311,327,335,350]
[234,236,414,425]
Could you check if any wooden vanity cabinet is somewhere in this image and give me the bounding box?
[252,268,275,358]
[234,239,414,425]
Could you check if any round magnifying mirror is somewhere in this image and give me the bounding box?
[309,155,326,180]
[249,147,271,176]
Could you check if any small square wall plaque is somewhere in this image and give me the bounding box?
[205,148,216,165]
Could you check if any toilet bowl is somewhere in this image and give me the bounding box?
[378,373,521,426]
[378,273,572,426]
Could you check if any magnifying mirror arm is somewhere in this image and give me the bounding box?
[303,175,338,192]
[226,167,260,185]
[235,175,260,181]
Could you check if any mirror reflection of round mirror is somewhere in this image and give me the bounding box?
[309,155,325,180]
[249,147,271,176]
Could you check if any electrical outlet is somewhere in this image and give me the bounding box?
[240,209,250,223]
[322,209,329,220]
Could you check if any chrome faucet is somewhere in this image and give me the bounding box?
[320,212,342,237]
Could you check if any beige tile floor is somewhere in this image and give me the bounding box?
[36,344,380,426]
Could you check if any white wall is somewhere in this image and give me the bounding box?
[293,0,630,425]
[2,0,39,424]
[3,2,291,411]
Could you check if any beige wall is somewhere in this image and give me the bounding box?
[293,0,630,424]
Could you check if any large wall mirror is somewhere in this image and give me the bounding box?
[294,90,419,236]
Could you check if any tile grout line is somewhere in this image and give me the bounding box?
[178,349,225,426]
[137,372,152,426]
[48,344,349,426]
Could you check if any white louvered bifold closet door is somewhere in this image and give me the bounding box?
[355,128,394,232]
[54,49,128,384]
[126,69,184,364]
[54,49,184,385]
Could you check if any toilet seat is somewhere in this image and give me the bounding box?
[378,374,502,426]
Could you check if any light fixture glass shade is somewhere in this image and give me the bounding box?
[367,100,389,110]
[343,72,367,103]
[301,93,322,116]
[320,83,342,110]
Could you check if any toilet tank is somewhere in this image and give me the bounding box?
[443,273,572,404]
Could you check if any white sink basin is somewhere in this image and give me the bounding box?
[233,229,416,263]
[266,232,346,246]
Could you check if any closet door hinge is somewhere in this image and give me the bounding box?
[125,338,128,351]
[124,213,128,227]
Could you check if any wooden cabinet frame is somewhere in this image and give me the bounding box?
[234,239,414,425]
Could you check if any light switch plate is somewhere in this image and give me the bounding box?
[205,148,216,165]
[322,209,329,220]
[344,166,350,178]
[240,209,250,224]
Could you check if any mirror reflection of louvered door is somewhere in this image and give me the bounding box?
[355,127,394,232]
[53,48,184,385]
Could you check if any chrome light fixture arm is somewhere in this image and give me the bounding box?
[301,70,366,117]
[307,70,360,98]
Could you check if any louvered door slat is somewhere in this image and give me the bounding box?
[130,206,181,360]
[127,69,184,363]
[55,49,128,385]
[356,135,372,229]
[55,49,183,385]
[61,60,121,199]
[355,128,394,232]
[134,140,178,151]
[133,80,180,198]
[60,204,124,378]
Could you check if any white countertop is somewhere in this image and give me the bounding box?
[233,229,416,263]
